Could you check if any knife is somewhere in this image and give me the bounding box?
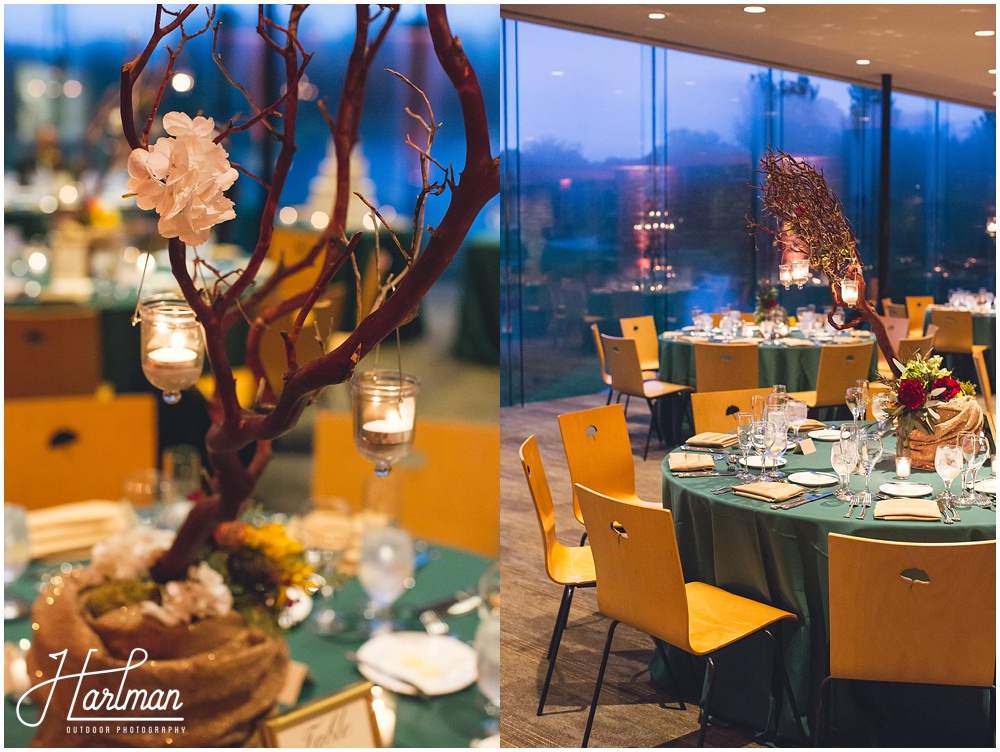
[936,498,954,524]
[679,445,731,455]
[775,491,835,510]
[673,471,735,478]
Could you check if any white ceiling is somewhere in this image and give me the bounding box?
[500,4,997,111]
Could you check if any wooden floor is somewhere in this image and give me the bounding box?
[499,393,761,748]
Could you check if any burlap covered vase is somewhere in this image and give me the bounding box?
[23,572,288,747]
[900,395,983,471]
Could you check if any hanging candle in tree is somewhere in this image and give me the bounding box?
[352,370,420,477]
[139,294,206,404]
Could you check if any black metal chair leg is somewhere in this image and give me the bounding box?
[653,639,686,710]
[624,393,631,416]
[545,585,572,662]
[582,620,619,748]
[646,398,664,444]
[578,530,588,546]
[606,388,613,406]
[815,675,833,747]
[643,416,654,460]
[538,585,574,714]
[761,624,807,745]
[698,655,717,747]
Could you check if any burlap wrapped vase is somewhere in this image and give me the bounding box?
[901,395,983,471]
[23,572,288,747]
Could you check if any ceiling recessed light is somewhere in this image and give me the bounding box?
[744,6,766,13]
[648,12,666,20]
[856,59,871,66]
[974,30,995,37]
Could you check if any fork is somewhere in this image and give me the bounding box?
[856,495,872,520]
[843,497,860,518]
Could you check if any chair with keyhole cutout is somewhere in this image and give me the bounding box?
[905,295,934,337]
[817,533,995,746]
[788,341,875,417]
[590,324,615,406]
[576,485,805,747]
[618,315,661,373]
[690,387,772,434]
[519,436,597,716]
[693,342,759,393]
[897,332,935,363]
[5,306,102,399]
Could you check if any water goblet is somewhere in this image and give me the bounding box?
[854,379,871,416]
[934,443,963,503]
[735,412,755,480]
[764,411,789,479]
[296,496,355,636]
[856,431,884,513]
[358,525,415,635]
[957,432,988,507]
[830,442,858,501]
[870,393,890,435]
[786,399,808,441]
[750,421,771,481]
[845,387,863,427]
[4,504,30,620]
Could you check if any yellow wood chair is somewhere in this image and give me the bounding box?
[4,393,157,509]
[788,341,875,414]
[576,485,804,748]
[817,533,996,746]
[930,308,992,402]
[905,295,934,336]
[5,306,102,399]
[601,334,693,459]
[311,412,498,556]
[897,332,935,363]
[590,324,615,406]
[971,344,996,443]
[690,387,773,434]
[692,342,759,392]
[519,436,597,716]
[882,300,907,319]
[876,315,911,376]
[618,315,660,373]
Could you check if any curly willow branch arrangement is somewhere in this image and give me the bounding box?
[751,147,900,378]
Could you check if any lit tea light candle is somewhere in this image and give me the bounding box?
[895,455,911,479]
[143,346,202,398]
[790,259,810,286]
[361,399,416,445]
[778,263,792,288]
[840,279,859,307]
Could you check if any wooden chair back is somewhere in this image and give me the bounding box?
[880,315,910,357]
[897,334,935,363]
[883,301,907,319]
[905,295,934,334]
[311,412,499,556]
[693,342,759,392]
[519,436,567,582]
[691,387,773,434]
[618,315,659,371]
[813,342,876,407]
[827,533,995,687]
[929,308,974,354]
[591,324,611,387]
[576,485,692,652]
[601,334,646,396]
[972,349,995,419]
[5,306,102,399]
[4,394,157,509]
[558,403,636,526]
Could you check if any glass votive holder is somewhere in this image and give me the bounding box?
[840,279,860,307]
[778,264,792,289]
[791,259,810,288]
[352,370,420,476]
[895,448,911,479]
[139,294,206,404]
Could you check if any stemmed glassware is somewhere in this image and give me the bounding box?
[786,399,808,442]
[855,430,884,515]
[358,525,415,635]
[751,421,772,481]
[830,441,858,501]
[957,431,989,507]
[855,379,871,416]
[845,387,864,427]
[870,392,890,436]
[934,443,964,505]
[735,412,755,480]
[750,394,766,424]
[4,504,30,620]
[764,408,789,479]
[474,562,501,739]
[297,496,355,636]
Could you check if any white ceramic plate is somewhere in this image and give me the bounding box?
[878,482,934,498]
[739,456,788,469]
[787,471,839,488]
[973,478,996,495]
[808,429,842,441]
[356,631,477,696]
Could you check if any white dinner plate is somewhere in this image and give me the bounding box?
[356,631,477,696]
[787,471,839,488]
[973,478,997,495]
[808,429,842,441]
[739,456,788,469]
[878,482,934,498]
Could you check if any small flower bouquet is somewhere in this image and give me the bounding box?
[753,284,787,324]
[882,353,982,470]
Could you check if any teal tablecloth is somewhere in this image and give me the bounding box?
[657,332,879,392]
[654,429,995,745]
[922,306,996,387]
[4,547,493,748]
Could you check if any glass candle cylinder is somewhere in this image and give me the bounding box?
[139,295,205,404]
[790,258,810,288]
[840,279,860,307]
[778,263,792,289]
[352,370,420,476]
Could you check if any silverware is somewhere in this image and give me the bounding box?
[946,498,961,522]
[843,497,860,518]
[420,610,450,635]
[678,446,728,458]
[857,495,871,520]
[775,491,835,510]
[674,471,735,478]
[936,498,953,524]
[710,483,738,494]
[346,651,431,700]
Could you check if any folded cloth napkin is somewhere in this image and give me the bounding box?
[686,432,740,448]
[873,498,940,521]
[27,501,135,559]
[732,482,805,503]
[777,338,815,347]
[668,453,716,472]
[796,418,827,432]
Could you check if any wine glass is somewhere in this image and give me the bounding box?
[4,504,30,620]
[771,384,787,406]
[934,443,963,504]
[957,432,988,507]
[750,421,771,481]
[475,562,500,738]
[845,387,863,427]
[854,379,871,419]
[830,441,858,501]
[870,392,890,436]
[749,394,765,424]
[764,409,789,479]
[296,497,355,635]
[358,525,415,634]
[856,431,884,512]
[735,412,755,480]
[786,399,808,441]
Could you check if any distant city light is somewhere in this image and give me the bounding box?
[171,72,194,92]
[551,71,564,77]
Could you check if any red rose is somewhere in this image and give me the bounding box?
[896,379,926,410]
[932,375,961,401]
[768,299,777,307]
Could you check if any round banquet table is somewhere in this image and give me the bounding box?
[922,306,996,387]
[657,331,879,392]
[653,429,995,746]
[4,546,493,749]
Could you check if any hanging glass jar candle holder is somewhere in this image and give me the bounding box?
[352,370,420,477]
[778,263,792,290]
[840,278,860,307]
[139,294,206,404]
[790,258,810,289]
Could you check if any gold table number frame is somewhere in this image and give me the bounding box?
[260,680,382,748]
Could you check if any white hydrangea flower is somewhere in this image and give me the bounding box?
[87,527,175,583]
[126,112,238,247]
[141,561,233,627]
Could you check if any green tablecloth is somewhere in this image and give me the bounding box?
[4,547,493,748]
[654,430,995,745]
[922,306,996,386]
[658,332,879,392]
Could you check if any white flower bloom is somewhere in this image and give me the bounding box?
[88,527,175,583]
[126,111,238,247]
[141,562,233,627]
